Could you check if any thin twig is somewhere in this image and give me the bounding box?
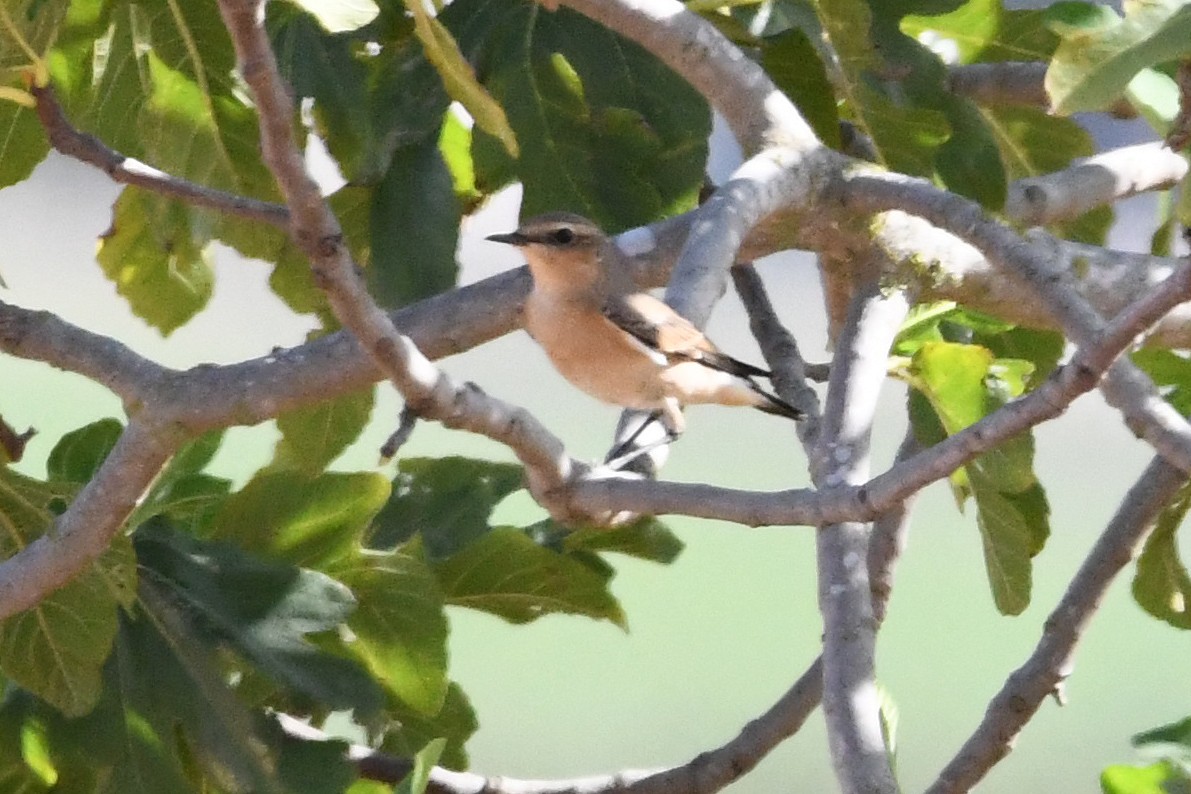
[925,456,1188,793]
[30,84,289,227]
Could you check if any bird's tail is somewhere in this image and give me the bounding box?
[753,386,804,421]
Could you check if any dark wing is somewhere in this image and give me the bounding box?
[602,292,771,379]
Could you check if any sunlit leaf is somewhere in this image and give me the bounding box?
[335,550,448,715]
[1046,1,1191,116]
[406,0,517,157]
[1133,483,1191,629]
[211,470,391,568]
[283,0,378,33]
[96,188,214,335]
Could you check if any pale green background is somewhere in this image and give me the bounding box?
[1,140,1188,792]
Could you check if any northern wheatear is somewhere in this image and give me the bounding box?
[487,213,802,451]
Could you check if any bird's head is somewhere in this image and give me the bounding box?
[487,213,610,290]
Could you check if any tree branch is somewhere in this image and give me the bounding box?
[946,61,1137,117]
[925,455,1188,793]
[812,281,906,794]
[0,419,181,618]
[0,298,167,409]
[213,0,600,522]
[843,171,1191,473]
[30,84,289,227]
[1005,141,1188,226]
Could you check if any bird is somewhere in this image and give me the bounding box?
[486,212,802,461]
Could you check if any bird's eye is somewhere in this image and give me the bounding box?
[549,227,576,245]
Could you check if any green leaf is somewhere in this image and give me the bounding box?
[982,105,1110,243]
[1046,1,1191,116]
[368,137,460,308]
[1132,484,1191,629]
[369,457,523,557]
[60,589,353,793]
[283,0,378,33]
[1132,349,1191,417]
[0,103,48,189]
[381,682,476,771]
[446,0,710,231]
[435,527,626,628]
[135,522,384,717]
[129,430,231,533]
[1134,715,1191,750]
[45,419,122,484]
[440,112,481,211]
[406,0,517,158]
[811,0,951,177]
[902,2,1057,63]
[0,468,136,717]
[1101,761,1187,794]
[972,479,1049,615]
[760,28,840,148]
[561,517,684,564]
[272,387,376,476]
[909,340,1051,614]
[335,550,448,715]
[96,188,214,336]
[394,737,445,794]
[212,470,391,567]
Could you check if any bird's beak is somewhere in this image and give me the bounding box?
[486,231,528,246]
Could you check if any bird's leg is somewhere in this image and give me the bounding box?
[604,410,664,465]
[603,410,682,471]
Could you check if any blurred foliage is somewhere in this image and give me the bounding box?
[0,0,1190,790]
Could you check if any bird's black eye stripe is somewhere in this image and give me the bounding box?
[549,227,576,245]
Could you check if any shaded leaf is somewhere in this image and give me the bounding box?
[0,103,48,189]
[447,0,709,231]
[45,418,121,484]
[435,528,626,628]
[136,522,384,718]
[368,137,460,307]
[812,0,951,177]
[762,27,840,148]
[335,550,448,715]
[369,457,523,557]
[381,682,476,772]
[561,517,684,564]
[129,430,231,533]
[0,467,135,716]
